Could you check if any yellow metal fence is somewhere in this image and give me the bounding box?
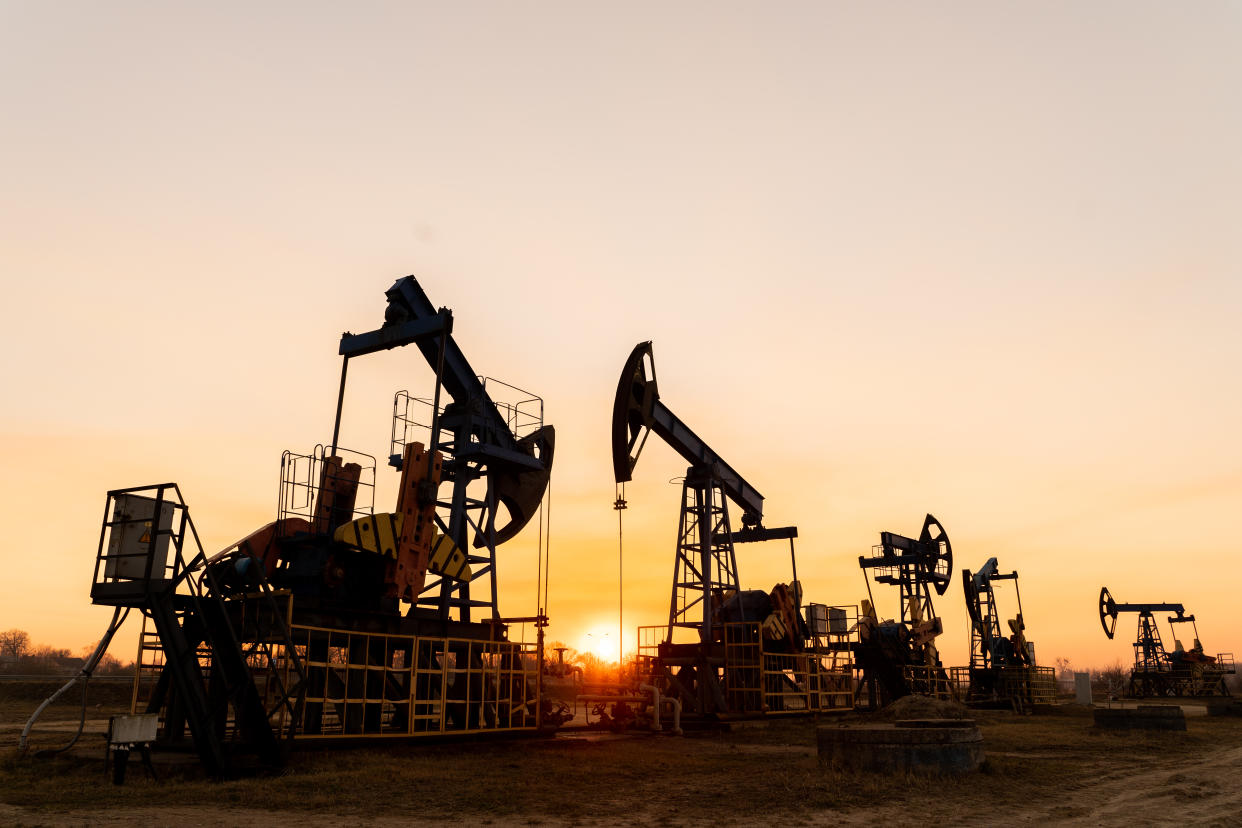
[949,665,1058,706]
[635,621,855,716]
[134,616,541,742]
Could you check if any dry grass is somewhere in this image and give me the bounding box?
[2,689,1242,826]
[0,679,132,719]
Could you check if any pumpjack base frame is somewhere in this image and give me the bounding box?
[951,665,1057,711]
[134,593,546,746]
[1127,664,1234,699]
[635,622,855,720]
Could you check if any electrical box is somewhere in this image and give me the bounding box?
[828,607,848,635]
[109,713,159,745]
[807,604,849,636]
[104,494,174,581]
[1074,672,1092,706]
[806,604,827,635]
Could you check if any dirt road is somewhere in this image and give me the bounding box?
[1046,743,1242,827]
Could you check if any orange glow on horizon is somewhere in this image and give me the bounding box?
[575,627,621,664]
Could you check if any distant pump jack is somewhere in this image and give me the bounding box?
[959,558,1056,710]
[854,514,953,708]
[1098,587,1234,698]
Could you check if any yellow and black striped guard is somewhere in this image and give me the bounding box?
[334,513,470,583]
[428,533,471,582]
[333,513,402,559]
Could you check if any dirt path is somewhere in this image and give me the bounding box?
[940,740,1242,827]
[1050,743,1242,827]
[726,738,1242,828]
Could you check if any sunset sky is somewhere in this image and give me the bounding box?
[2,2,1239,673]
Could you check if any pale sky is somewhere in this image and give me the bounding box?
[1,2,1239,671]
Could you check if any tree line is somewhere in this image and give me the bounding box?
[0,628,132,676]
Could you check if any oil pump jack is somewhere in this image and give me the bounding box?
[959,559,1055,709]
[1099,588,1234,697]
[87,276,555,776]
[613,342,853,717]
[855,515,954,707]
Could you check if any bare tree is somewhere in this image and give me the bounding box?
[0,628,31,659]
[1091,660,1127,698]
[77,640,128,675]
[30,644,72,660]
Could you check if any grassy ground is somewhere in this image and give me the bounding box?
[2,685,1241,826]
[0,679,133,725]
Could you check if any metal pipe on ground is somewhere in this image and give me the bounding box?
[576,686,683,735]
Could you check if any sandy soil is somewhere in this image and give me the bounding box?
[4,740,1241,828]
[1035,743,1242,827]
[5,740,1241,827]
[4,701,1241,827]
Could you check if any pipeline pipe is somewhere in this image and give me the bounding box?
[639,684,662,732]
[641,684,682,735]
[20,607,129,756]
[664,696,683,736]
[578,685,683,735]
[580,681,632,691]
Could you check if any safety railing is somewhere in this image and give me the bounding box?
[634,625,665,686]
[390,391,439,468]
[91,484,196,603]
[284,625,539,738]
[390,381,544,470]
[135,622,540,741]
[901,665,958,700]
[277,445,375,531]
[721,622,854,714]
[479,377,544,440]
[862,542,903,583]
[998,666,1057,705]
[722,624,764,712]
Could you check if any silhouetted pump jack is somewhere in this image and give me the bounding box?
[86,276,558,778]
[960,558,1055,709]
[1098,587,1234,697]
[855,514,954,707]
[613,341,838,717]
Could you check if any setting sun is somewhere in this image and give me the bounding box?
[578,629,618,663]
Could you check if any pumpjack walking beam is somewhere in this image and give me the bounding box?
[613,342,793,641]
